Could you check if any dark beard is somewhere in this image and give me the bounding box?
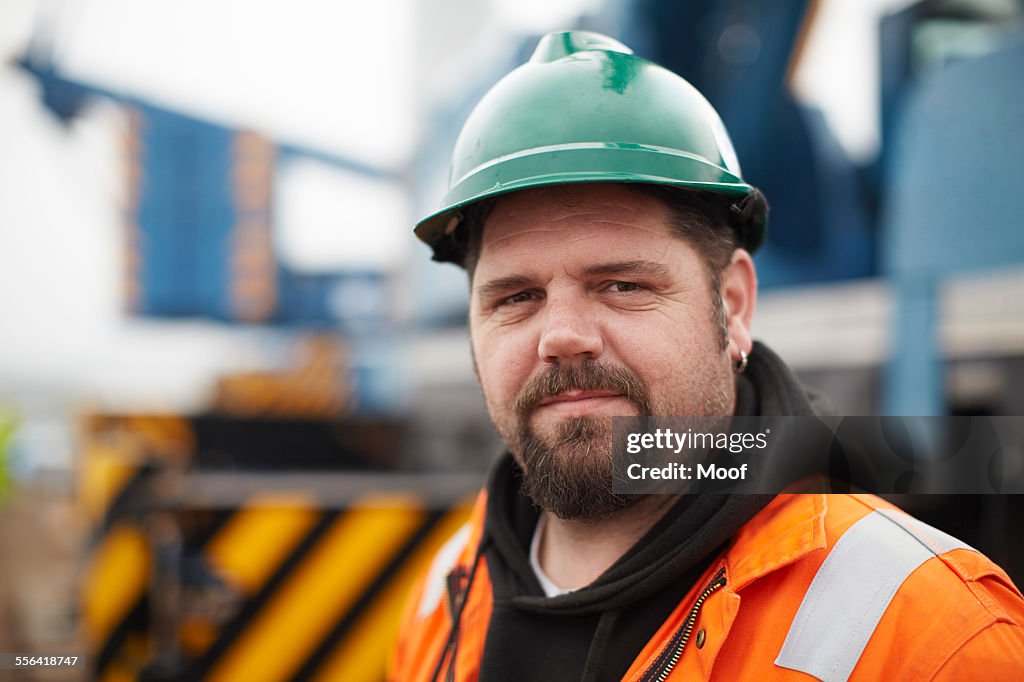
[513,362,652,522]
[517,415,636,522]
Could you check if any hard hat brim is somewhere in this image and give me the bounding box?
[415,142,765,258]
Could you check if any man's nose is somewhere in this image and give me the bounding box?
[537,293,604,363]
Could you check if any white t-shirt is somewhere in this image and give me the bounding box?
[529,512,576,597]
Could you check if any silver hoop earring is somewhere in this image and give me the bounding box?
[734,348,749,374]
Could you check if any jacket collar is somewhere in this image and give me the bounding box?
[726,492,828,591]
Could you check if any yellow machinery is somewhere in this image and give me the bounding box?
[78,413,478,681]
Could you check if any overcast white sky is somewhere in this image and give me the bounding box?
[43,0,417,167]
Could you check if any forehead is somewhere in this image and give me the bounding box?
[478,184,676,259]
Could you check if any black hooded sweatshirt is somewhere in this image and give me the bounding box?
[472,342,829,681]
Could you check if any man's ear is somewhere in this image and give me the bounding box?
[720,248,757,359]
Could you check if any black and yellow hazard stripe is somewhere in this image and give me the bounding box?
[304,503,473,681]
[79,422,148,681]
[82,523,150,681]
[178,495,472,682]
[80,414,477,681]
[212,335,351,419]
[79,444,148,547]
[79,414,194,557]
[78,414,198,680]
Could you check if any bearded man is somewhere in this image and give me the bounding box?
[391,31,1024,682]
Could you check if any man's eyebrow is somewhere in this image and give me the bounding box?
[582,260,672,279]
[474,274,537,299]
[475,261,673,298]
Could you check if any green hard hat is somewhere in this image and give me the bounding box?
[416,30,768,263]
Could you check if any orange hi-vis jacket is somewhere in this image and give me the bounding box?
[391,492,1024,681]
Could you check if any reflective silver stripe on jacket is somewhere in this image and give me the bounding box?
[774,508,973,682]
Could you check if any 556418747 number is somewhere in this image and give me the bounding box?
[6,655,81,669]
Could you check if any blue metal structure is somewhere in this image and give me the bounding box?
[624,0,875,288]
[18,59,399,330]
[882,35,1024,414]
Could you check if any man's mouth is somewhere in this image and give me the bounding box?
[536,390,623,407]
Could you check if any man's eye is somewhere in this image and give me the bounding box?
[608,281,644,293]
[501,291,534,305]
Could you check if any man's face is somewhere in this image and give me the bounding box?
[468,184,744,521]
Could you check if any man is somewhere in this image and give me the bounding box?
[392,31,1024,681]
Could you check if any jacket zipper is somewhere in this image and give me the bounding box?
[440,566,468,682]
[637,566,728,682]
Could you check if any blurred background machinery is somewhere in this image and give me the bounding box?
[76,408,477,681]
[1,0,1023,679]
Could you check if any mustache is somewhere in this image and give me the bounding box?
[514,362,651,417]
